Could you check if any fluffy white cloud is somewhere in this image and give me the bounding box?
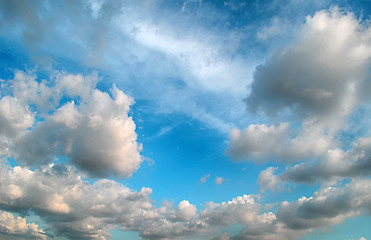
[228,7,371,164]
[200,195,260,226]
[1,71,142,177]
[281,137,371,184]
[0,163,153,239]
[246,7,371,123]
[277,179,371,230]
[0,210,46,240]
[227,122,333,162]
[0,96,34,156]
[258,167,281,193]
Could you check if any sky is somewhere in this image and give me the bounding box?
[0,0,371,239]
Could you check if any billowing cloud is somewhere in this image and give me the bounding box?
[200,195,260,226]
[281,137,371,184]
[0,210,46,240]
[228,7,371,163]
[246,7,371,123]
[0,163,153,239]
[227,122,333,162]
[258,167,281,193]
[277,179,371,230]
[1,71,142,177]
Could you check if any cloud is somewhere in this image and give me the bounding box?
[277,179,371,230]
[246,7,371,123]
[281,137,371,184]
[199,174,210,183]
[0,163,153,239]
[1,71,142,178]
[228,7,371,163]
[200,195,260,226]
[226,122,333,162]
[0,210,46,240]
[258,167,281,193]
[215,177,224,185]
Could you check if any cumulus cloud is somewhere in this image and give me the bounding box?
[200,195,260,226]
[0,210,46,240]
[228,7,371,163]
[246,7,371,123]
[199,174,210,183]
[0,71,142,177]
[281,137,371,184]
[277,179,371,230]
[258,167,281,193]
[0,163,153,239]
[227,121,333,162]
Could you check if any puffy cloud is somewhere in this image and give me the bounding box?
[277,179,371,230]
[258,167,281,193]
[246,7,371,123]
[227,122,333,162]
[1,71,142,177]
[228,7,371,163]
[0,210,46,240]
[0,96,34,156]
[281,137,371,184]
[200,195,260,226]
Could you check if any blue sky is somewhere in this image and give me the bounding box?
[0,0,371,239]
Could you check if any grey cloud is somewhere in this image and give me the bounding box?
[1,71,142,178]
[200,195,260,226]
[258,167,281,193]
[0,164,153,239]
[246,8,371,122]
[281,137,371,184]
[277,179,371,230]
[226,121,333,163]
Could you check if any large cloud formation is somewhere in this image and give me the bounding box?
[228,7,371,163]
[0,71,142,177]
[0,210,46,240]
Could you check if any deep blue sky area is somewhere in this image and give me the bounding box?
[0,0,371,240]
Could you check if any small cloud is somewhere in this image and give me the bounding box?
[199,174,210,183]
[215,177,224,185]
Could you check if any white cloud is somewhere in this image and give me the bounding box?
[1,71,142,178]
[215,177,224,185]
[199,174,210,183]
[258,167,281,193]
[200,195,260,226]
[228,7,371,163]
[0,210,46,240]
[247,7,371,124]
[227,121,333,162]
[277,179,371,230]
[0,164,153,239]
[281,137,371,184]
